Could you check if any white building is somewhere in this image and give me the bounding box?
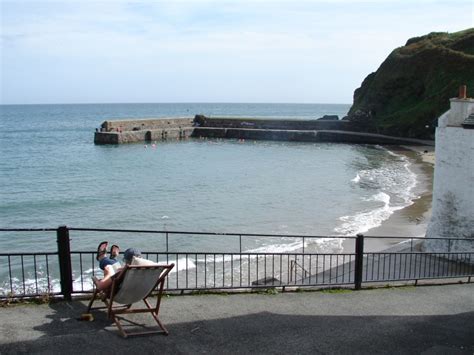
[425,88,474,255]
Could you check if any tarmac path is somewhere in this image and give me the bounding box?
[0,283,473,354]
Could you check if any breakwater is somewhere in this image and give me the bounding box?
[94,117,194,144]
[94,116,434,146]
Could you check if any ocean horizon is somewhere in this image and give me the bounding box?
[1,101,351,105]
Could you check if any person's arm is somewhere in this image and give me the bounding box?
[93,265,118,291]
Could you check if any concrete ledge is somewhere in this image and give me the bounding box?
[195,116,353,131]
[192,127,435,145]
[315,130,435,145]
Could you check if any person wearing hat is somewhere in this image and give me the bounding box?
[92,244,142,291]
[123,248,142,264]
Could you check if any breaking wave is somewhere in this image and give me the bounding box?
[335,148,418,236]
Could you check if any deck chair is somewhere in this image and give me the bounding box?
[87,261,175,338]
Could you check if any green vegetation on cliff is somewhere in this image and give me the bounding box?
[348,29,474,139]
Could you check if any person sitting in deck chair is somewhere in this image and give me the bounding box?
[87,246,174,337]
[93,242,142,291]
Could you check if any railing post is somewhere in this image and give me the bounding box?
[290,260,294,282]
[166,232,169,265]
[354,233,365,290]
[57,226,73,301]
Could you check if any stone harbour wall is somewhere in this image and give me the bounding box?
[94,116,434,146]
[191,127,433,145]
[94,127,194,144]
[194,116,353,131]
[101,118,193,132]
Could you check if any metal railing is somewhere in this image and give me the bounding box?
[0,227,472,300]
[290,259,310,282]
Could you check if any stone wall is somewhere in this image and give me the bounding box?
[94,132,119,144]
[191,127,434,145]
[95,127,194,145]
[101,118,193,132]
[195,116,353,131]
[94,116,434,146]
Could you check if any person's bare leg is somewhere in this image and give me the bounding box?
[92,277,112,291]
[96,241,108,261]
[110,245,120,260]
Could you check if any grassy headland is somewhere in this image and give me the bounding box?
[347,28,474,139]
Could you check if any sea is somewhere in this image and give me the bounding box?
[0,103,421,257]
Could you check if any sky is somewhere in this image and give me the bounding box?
[0,0,473,104]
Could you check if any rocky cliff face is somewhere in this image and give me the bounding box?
[347,29,474,139]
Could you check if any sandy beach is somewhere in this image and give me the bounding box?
[354,145,435,252]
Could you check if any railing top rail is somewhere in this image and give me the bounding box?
[0,252,58,256]
[364,235,473,241]
[67,250,358,256]
[0,228,57,232]
[65,227,356,239]
[364,251,474,255]
[1,227,473,242]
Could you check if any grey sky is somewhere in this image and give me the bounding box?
[1,0,473,104]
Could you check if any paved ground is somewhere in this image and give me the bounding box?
[0,283,473,354]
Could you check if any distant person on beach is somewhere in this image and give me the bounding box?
[93,242,142,291]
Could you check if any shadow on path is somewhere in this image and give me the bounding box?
[2,301,473,354]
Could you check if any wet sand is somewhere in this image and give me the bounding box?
[343,145,435,253]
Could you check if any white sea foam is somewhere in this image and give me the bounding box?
[193,236,344,263]
[73,277,94,292]
[0,276,62,296]
[196,254,241,265]
[365,191,391,203]
[81,267,95,275]
[335,192,394,236]
[246,240,305,254]
[335,148,419,236]
[160,257,196,273]
[252,237,343,254]
[307,237,344,253]
[195,239,307,265]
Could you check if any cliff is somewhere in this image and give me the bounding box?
[347,29,474,138]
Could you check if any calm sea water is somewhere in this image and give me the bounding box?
[0,103,420,256]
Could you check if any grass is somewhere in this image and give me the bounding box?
[1,292,55,307]
[349,28,474,139]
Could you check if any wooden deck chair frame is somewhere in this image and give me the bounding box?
[87,263,175,338]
